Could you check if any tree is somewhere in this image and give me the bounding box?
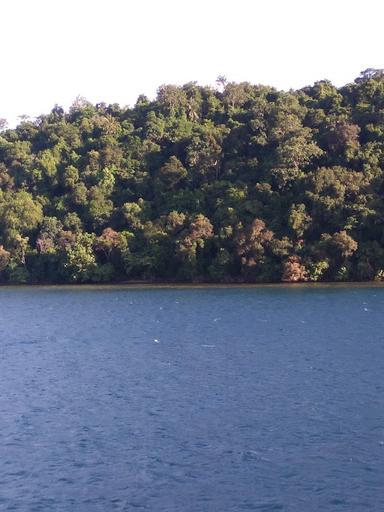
[62,233,97,282]
[156,156,187,190]
[355,69,384,83]
[0,191,43,235]
[235,219,274,277]
[282,256,308,282]
[288,203,311,238]
[0,76,381,283]
[331,230,358,258]
[0,246,10,271]
[156,85,187,116]
[216,75,227,91]
[0,119,8,131]
[176,214,214,277]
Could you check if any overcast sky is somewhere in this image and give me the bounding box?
[1,0,383,125]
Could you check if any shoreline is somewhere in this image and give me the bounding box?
[1,280,384,290]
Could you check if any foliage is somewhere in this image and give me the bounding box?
[0,71,383,283]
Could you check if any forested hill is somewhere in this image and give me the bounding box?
[0,69,384,284]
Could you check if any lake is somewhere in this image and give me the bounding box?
[0,285,383,511]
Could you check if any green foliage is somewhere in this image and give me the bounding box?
[308,260,329,282]
[62,233,97,282]
[288,204,311,238]
[7,262,30,284]
[155,156,187,190]
[0,73,383,282]
[0,191,43,235]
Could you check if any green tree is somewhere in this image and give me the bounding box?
[62,233,97,282]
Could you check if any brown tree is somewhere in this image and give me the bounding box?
[0,245,10,271]
[282,256,308,282]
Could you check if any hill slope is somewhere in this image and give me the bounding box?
[0,70,383,283]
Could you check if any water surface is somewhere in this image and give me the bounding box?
[0,286,383,511]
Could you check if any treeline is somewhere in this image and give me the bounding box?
[0,69,384,283]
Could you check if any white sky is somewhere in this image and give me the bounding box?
[1,0,383,126]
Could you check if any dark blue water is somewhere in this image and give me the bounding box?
[0,286,383,511]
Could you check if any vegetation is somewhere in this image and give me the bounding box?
[0,69,384,284]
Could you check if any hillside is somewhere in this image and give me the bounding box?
[0,69,383,283]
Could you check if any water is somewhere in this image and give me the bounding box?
[0,285,383,511]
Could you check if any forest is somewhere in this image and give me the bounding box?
[0,69,383,284]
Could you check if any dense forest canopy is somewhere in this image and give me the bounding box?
[0,69,384,283]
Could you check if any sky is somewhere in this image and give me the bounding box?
[1,0,383,126]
